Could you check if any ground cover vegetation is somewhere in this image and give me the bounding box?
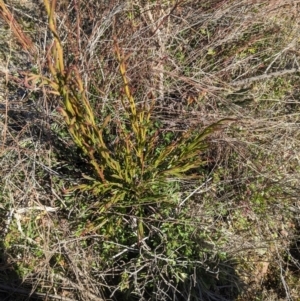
[0,0,300,300]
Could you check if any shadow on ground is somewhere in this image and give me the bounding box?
[0,239,37,301]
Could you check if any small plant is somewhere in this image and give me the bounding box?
[37,0,234,237]
[15,1,235,299]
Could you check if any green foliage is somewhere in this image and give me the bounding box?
[27,2,235,299]
[41,0,234,234]
[97,206,235,300]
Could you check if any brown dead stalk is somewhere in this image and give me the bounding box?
[0,0,36,55]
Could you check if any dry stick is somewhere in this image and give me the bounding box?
[54,274,105,301]
[179,178,212,207]
[144,1,183,102]
[112,236,150,259]
[145,2,174,102]
[231,68,299,87]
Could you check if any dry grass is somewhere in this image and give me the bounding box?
[1,0,300,300]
